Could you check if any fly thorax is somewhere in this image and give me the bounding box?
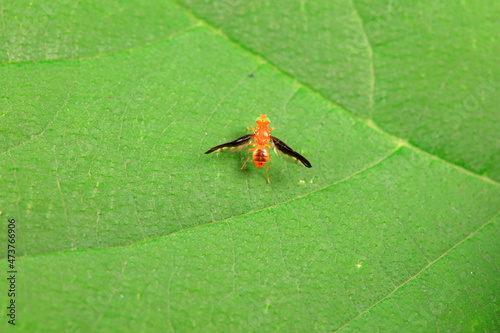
[254,128,270,145]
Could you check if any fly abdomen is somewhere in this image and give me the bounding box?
[253,148,269,168]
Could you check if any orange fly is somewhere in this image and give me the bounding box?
[205,114,312,183]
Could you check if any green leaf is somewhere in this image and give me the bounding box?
[1,1,499,332]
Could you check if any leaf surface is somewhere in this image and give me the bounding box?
[0,1,499,332]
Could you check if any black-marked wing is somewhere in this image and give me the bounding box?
[271,136,312,168]
[205,134,254,154]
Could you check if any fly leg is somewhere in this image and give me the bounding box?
[241,148,256,170]
[266,153,272,183]
[246,125,256,132]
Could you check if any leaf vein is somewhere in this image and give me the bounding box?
[0,62,81,156]
[332,209,500,332]
[0,23,201,66]
[350,0,375,120]
[91,248,130,332]
[53,145,75,250]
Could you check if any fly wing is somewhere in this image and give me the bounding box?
[271,136,312,168]
[204,134,254,154]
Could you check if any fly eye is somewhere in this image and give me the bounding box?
[255,116,270,123]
